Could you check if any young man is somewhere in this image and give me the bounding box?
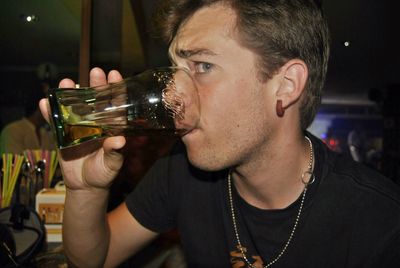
[40,0,400,267]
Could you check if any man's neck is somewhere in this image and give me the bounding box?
[231,133,311,210]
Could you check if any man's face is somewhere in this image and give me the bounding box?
[169,3,278,171]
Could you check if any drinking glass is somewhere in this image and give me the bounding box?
[47,67,200,149]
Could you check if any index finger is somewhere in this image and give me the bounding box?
[41,78,76,122]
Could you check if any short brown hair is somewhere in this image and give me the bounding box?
[153,0,330,129]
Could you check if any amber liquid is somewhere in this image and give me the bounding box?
[64,123,176,147]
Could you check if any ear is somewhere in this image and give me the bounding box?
[275,59,308,109]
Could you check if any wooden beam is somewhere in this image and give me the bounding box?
[79,0,92,86]
[130,0,148,66]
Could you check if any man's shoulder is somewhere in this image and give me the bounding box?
[312,133,399,204]
[327,153,400,212]
[315,151,400,252]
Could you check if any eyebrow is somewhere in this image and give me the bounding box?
[175,48,218,58]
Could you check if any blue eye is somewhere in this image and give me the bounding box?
[194,62,213,74]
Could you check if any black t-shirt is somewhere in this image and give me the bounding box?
[125,134,400,267]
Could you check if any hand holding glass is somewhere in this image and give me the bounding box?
[47,67,200,149]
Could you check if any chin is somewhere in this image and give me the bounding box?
[182,130,230,171]
[185,147,227,172]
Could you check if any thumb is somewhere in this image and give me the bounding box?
[102,136,126,174]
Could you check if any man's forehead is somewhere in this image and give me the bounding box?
[168,36,223,62]
[169,4,237,58]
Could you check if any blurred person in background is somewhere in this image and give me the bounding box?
[0,81,55,155]
[347,123,368,163]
